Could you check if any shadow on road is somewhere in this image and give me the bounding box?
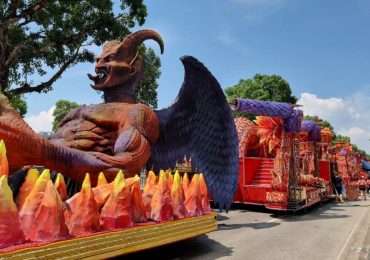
[218,221,280,230]
[217,214,230,221]
[231,203,287,219]
[114,235,233,260]
[280,201,351,222]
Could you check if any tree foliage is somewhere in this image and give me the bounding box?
[225,73,297,119]
[0,0,149,114]
[6,91,27,116]
[225,74,297,104]
[52,99,79,132]
[135,45,161,109]
[333,134,350,143]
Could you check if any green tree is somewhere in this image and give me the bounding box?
[6,91,27,116]
[135,45,161,109]
[333,134,350,143]
[0,0,148,115]
[225,74,297,118]
[225,74,297,104]
[52,100,79,132]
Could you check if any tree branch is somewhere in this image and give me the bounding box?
[6,0,51,26]
[4,42,55,70]
[4,44,29,68]
[10,49,80,95]
[6,0,22,18]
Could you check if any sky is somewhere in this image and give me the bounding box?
[24,0,370,153]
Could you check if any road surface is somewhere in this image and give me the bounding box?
[122,199,370,260]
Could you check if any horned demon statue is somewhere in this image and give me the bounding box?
[1,30,238,210]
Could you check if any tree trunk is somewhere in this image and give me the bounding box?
[0,25,10,93]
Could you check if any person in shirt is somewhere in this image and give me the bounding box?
[333,172,344,203]
[357,176,367,201]
[367,177,370,195]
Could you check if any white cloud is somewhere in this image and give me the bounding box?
[337,127,370,150]
[298,92,370,153]
[25,106,55,133]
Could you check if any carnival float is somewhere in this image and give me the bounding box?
[329,140,362,200]
[0,30,239,259]
[231,98,334,211]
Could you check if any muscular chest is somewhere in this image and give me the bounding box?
[51,104,130,153]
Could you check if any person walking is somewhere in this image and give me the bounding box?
[357,176,367,201]
[333,172,344,203]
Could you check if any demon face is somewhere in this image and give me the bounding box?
[87,30,164,92]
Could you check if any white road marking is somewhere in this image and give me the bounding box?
[336,207,368,260]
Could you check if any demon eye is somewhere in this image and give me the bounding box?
[105,55,115,62]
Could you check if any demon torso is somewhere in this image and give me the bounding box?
[51,102,159,175]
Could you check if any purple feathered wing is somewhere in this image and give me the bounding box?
[148,56,239,211]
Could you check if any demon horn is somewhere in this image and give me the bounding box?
[122,29,164,57]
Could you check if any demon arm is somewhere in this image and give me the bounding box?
[148,56,239,211]
[0,97,111,183]
[89,126,152,176]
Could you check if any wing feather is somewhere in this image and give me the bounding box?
[149,56,239,210]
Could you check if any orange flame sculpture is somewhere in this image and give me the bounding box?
[130,181,147,223]
[28,180,68,241]
[54,173,68,201]
[65,173,100,236]
[100,170,133,229]
[19,169,51,240]
[126,174,140,188]
[0,138,215,248]
[97,172,108,186]
[92,183,112,210]
[167,170,174,192]
[16,168,39,209]
[199,173,211,214]
[171,170,188,219]
[150,170,173,222]
[142,170,157,217]
[0,140,9,177]
[0,175,25,247]
[182,172,190,200]
[92,172,112,210]
[184,174,202,217]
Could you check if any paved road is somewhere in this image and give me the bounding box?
[122,199,370,260]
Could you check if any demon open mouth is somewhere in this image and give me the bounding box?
[87,69,108,85]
